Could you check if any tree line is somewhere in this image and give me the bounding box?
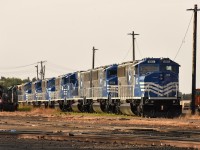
[0,76,32,88]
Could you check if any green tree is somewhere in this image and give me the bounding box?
[0,76,31,88]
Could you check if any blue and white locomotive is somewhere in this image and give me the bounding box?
[18,57,182,117]
[118,58,181,117]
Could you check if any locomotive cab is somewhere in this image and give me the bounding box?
[34,80,46,101]
[135,58,182,117]
[59,73,79,111]
[22,82,34,101]
[61,73,78,99]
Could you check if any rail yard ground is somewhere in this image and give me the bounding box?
[0,108,200,150]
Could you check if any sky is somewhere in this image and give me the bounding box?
[0,0,200,93]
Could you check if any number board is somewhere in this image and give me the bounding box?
[163,60,170,63]
[147,60,156,63]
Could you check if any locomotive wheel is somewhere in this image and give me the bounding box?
[71,102,82,112]
[105,100,110,113]
[88,103,94,113]
[150,110,156,118]
[59,101,64,110]
[115,103,121,114]
[49,101,55,108]
[44,102,49,108]
[166,111,173,118]
[136,105,143,116]
[38,101,41,107]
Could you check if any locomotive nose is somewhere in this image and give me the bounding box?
[159,73,164,81]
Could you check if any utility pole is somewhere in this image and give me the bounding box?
[43,65,45,80]
[92,46,98,69]
[187,4,200,115]
[128,31,139,61]
[40,61,43,80]
[90,46,98,97]
[38,61,47,80]
[35,65,39,80]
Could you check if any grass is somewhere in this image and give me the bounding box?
[17,105,200,120]
[62,111,134,119]
[17,105,33,111]
[181,113,200,119]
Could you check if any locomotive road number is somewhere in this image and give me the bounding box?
[147,60,156,63]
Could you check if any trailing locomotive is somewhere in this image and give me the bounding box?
[17,57,182,117]
[0,85,18,111]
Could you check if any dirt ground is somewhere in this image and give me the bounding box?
[0,108,200,150]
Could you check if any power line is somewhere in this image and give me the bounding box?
[0,68,35,74]
[95,56,103,66]
[174,13,193,60]
[121,43,132,62]
[135,39,143,58]
[47,61,77,72]
[0,62,38,70]
[0,69,35,78]
[45,65,70,73]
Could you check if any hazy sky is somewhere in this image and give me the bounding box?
[0,0,199,93]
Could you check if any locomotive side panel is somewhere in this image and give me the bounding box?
[92,70,101,98]
[80,71,91,98]
[117,62,135,98]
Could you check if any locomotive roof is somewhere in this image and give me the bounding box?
[82,64,118,73]
[24,81,32,86]
[118,60,138,67]
[118,58,180,67]
[33,79,42,84]
[61,72,77,79]
[46,77,56,81]
[137,57,180,66]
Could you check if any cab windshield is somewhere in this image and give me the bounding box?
[35,82,41,89]
[47,80,55,88]
[139,65,159,75]
[24,83,32,93]
[107,70,117,77]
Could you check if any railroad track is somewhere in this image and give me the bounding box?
[1,128,200,149]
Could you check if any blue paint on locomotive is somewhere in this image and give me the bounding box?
[23,82,32,100]
[60,73,70,99]
[47,77,56,91]
[104,64,118,97]
[34,80,43,100]
[134,58,179,98]
[24,82,32,94]
[35,80,42,93]
[61,72,78,99]
[46,77,56,100]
